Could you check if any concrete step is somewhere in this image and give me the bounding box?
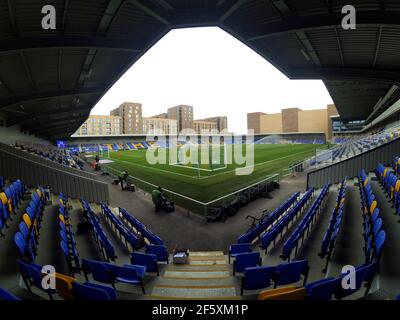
[151,284,237,299]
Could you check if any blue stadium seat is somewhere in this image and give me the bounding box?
[233,252,261,275]
[229,243,252,264]
[241,266,276,295]
[72,282,116,300]
[106,264,146,294]
[82,259,115,286]
[17,260,54,300]
[130,252,159,275]
[0,288,20,300]
[146,245,169,264]
[274,260,309,287]
[334,263,378,299]
[305,277,341,300]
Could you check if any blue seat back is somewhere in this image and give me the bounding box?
[82,259,114,284]
[306,277,341,300]
[275,260,309,286]
[243,266,276,291]
[130,252,157,272]
[72,282,115,300]
[235,252,260,273]
[146,245,168,262]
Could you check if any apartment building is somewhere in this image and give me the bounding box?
[167,105,194,132]
[143,117,177,135]
[111,102,143,134]
[74,115,121,136]
[193,120,218,133]
[196,116,228,132]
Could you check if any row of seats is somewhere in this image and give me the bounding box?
[281,185,330,261]
[82,200,117,262]
[59,196,81,276]
[376,161,400,215]
[359,170,386,264]
[1,179,26,234]
[237,192,300,244]
[14,188,46,263]
[119,207,163,245]
[17,259,125,300]
[101,204,141,251]
[260,189,314,252]
[319,179,347,271]
[228,247,310,295]
[258,263,377,300]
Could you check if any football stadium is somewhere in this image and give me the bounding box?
[1,0,400,307]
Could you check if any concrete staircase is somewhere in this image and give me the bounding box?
[147,251,240,300]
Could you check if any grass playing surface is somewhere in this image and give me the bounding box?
[101,144,323,204]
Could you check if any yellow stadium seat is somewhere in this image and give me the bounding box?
[370,200,378,214]
[258,286,307,300]
[55,273,76,300]
[0,192,12,213]
[23,213,32,229]
[395,180,400,193]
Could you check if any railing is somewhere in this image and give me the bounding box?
[307,136,400,189]
[102,165,280,217]
[0,147,109,203]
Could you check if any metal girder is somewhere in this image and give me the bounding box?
[129,0,171,25]
[219,0,247,22]
[0,36,141,54]
[0,87,105,109]
[290,67,400,84]
[30,117,87,134]
[366,85,399,123]
[8,105,90,128]
[247,10,400,41]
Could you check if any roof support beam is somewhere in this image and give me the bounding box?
[8,105,90,128]
[219,0,246,22]
[334,27,345,67]
[29,117,87,134]
[291,67,400,84]
[366,84,399,123]
[372,26,383,68]
[129,0,171,25]
[247,11,400,41]
[0,36,141,54]
[0,86,105,109]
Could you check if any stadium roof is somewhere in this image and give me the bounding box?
[1,0,400,139]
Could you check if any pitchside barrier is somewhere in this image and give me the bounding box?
[102,165,281,218]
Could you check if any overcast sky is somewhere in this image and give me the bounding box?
[91,27,334,134]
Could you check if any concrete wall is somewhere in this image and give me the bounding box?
[298,109,328,136]
[260,113,282,133]
[282,108,300,132]
[247,112,265,134]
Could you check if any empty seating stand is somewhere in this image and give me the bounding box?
[359,170,386,264]
[59,194,81,276]
[237,192,300,244]
[281,184,330,261]
[82,200,117,262]
[101,204,140,251]
[319,179,347,272]
[260,189,314,253]
[119,208,163,245]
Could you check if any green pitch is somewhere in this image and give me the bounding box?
[101,144,323,204]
